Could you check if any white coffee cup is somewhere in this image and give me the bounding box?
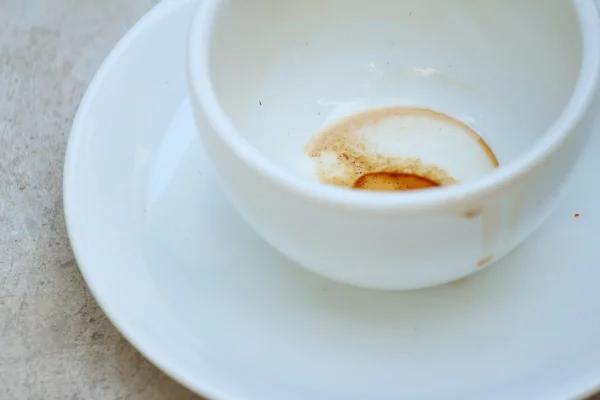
[188,0,600,290]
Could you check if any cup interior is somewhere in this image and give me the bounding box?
[201,0,584,191]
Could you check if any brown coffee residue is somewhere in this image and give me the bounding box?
[448,276,470,287]
[305,106,498,191]
[463,207,483,219]
[477,255,493,267]
[354,172,439,191]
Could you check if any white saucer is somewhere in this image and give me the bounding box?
[64,0,600,398]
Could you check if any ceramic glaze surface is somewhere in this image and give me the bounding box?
[209,0,580,182]
[188,0,600,289]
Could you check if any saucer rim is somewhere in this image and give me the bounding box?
[63,0,230,399]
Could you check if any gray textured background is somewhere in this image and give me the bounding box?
[0,0,200,398]
[0,0,598,399]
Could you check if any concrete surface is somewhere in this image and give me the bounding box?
[0,0,598,399]
[0,0,200,398]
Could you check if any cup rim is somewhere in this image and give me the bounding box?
[187,0,600,212]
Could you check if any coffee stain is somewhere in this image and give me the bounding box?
[477,254,493,267]
[353,171,439,191]
[479,205,502,268]
[473,193,525,269]
[463,207,483,219]
[447,276,470,286]
[305,106,498,191]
